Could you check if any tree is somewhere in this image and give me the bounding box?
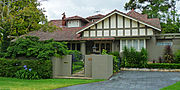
[124,0,180,33]
[0,0,53,52]
[124,0,170,19]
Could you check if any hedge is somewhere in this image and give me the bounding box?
[0,58,52,79]
[123,63,180,69]
[146,63,180,69]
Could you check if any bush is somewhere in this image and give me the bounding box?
[15,69,40,80]
[0,58,52,79]
[68,50,82,61]
[3,36,68,60]
[123,63,180,69]
[147,63,180,69]
[163,45,174,63]
[122,47,148,68]
[174,50,180,63]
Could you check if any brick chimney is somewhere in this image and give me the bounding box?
[62,12,66,27]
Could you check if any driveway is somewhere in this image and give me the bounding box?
[56,71,180,90]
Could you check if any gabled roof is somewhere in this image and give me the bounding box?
[76,9,161,34]
[86,14,104,20]
[27,27,114,41]
[65,16,90,22]
[49,20,62,27]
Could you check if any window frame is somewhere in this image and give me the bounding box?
[120,39,146,52]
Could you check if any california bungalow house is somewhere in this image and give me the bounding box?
[28,9,180,61]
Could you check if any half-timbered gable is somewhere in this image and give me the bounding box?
[78,10,160,38]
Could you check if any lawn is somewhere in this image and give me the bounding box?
[161,81,180,90]
[0,77,104,90]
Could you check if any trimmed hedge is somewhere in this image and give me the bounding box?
[147,63,180,69]
[0,58,52,79]
[124,63,180,69]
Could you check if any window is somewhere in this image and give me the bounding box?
[122,40,126,50]
[127,40,132,48]
[77,43,81,51]
[72,43,76,50]
[133,40,138,50]
[94,42,112,53]
[68,43,81,51]
[139,39,144,49]
[120,39,146,52]
[157,42,172,46]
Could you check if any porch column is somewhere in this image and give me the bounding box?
[81,41,86,55]
[112,41,115,52]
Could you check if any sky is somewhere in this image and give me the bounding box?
[39,0,180,21]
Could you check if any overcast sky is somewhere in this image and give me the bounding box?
[39,0,180,21]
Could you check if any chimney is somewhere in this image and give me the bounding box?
[62,12,66,27]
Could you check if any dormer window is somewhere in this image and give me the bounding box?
[67,20,80,27]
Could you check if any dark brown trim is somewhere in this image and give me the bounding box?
[130,19,132,36]
[138,22,140,35]
[95,24,97,37]
[123,16,125,36]
[88,28,91,37]
[116,14,118,36]
[102,20,104,37]
[145,25,147,35]
[88,27,146,31]
[109,17,111,36]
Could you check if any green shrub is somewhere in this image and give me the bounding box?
[15,69,40,80]
[124,63,180,69]
[0,58,52,79]
[4,36,68,60]
[147,63,180,69]
[68,50,82,61]
[163,45,174,63]
[174,50,180,63]
[122,47,148,68]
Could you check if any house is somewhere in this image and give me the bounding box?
[28,9,180,62]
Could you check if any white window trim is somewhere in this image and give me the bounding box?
[120,39,146,52]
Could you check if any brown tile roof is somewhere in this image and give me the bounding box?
[127,10,161,29]
[86,14,104,20]
[27,27,114,41]
[65,16,90,22]
[49,20,62,27]
[28,9,161,41]
[27,27,82,41]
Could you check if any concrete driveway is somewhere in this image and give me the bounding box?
[56,71,180,90]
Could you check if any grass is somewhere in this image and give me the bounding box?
[161,81,180,90]
[0,77,104,90]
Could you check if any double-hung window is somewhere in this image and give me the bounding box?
[120,39,146,52]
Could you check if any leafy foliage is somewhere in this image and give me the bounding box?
[72,61,84,74]
[4,36,68,60]
[0,0,56,52]
[0,58,52,79]
[15,69,40,80]
[122,47,148,68]
[124,0,180,33]
[163,45,174,63]
[68,50,82,61]
[174,50,180,63]
[147,63,180,69]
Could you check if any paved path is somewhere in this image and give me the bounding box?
[56,71,180,90]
